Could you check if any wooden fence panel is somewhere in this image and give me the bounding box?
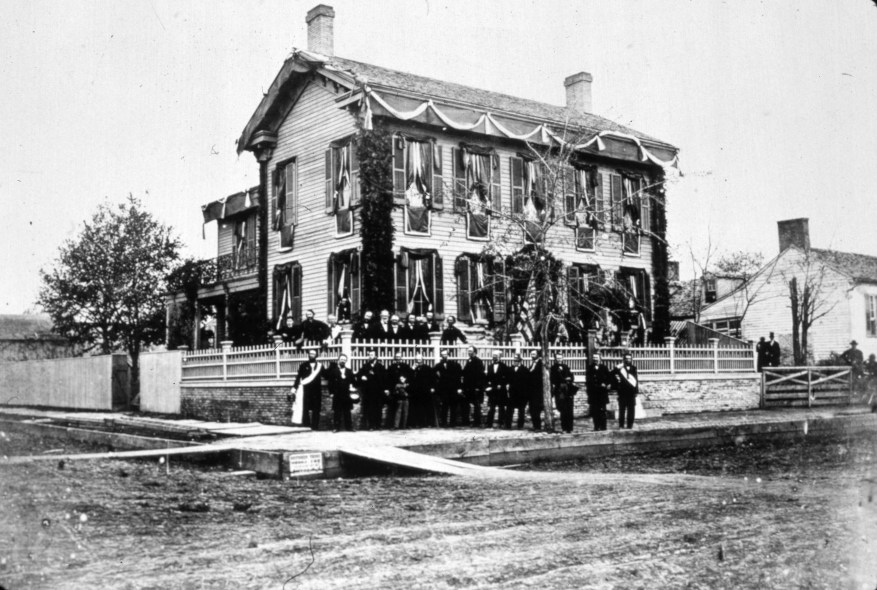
[762,366,852,408]
[0,354,126,410]
[139,351,182,414]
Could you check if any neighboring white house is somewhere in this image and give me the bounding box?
[700,218,877,363]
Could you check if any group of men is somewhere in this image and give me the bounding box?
[293,346,643,433]
[755,332,782,371]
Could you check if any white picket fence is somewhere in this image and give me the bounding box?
[180,334,756,382]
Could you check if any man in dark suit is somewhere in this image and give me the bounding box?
[507,353,529,429]
[586,351,611,431]
[356,349,388,430]
[528,350,544,431]
[484,350,510,428]
[385,352,413,428]
[440,316,468,345]
[410,316,430,344]
[613,352,639,429]
[409,352,437,427]
[425,311,441,333]
[767,332,781,367]
[461,346,486,427]
[325,353,356,432]
[278,316,301,345]
[292,348,324,429]
[386,314,407,342]
[352,310,374,342]
[550,352,577,433]
[434,349,462,427]
[755,336,768,372]
[369,309,393,341]
[300,309,330,345]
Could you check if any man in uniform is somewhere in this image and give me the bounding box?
[586,351,611,431]
[550,352,577,433]
[767,332,781,367]
[842,340,865,390]
[613,352,639,429]
[434,349,462,427]
[461,345,486,427]
[292,348,323,429]
[484,350,510,428]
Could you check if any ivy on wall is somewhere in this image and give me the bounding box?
[649,169,671,343]
[356,121,396,314]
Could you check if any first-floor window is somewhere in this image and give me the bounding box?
[567,264,601,322]
[709,318,742,338]
[327,250,361,323]
[395,248,444,317]
[617,267,652,321]
[273,262,302,329]
[455,254,506,326]
[867,295,877,337]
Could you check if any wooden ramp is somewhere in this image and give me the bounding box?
[338,446,528,479]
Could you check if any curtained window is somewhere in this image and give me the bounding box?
[325,139,359,237]
[453,145,500,240]
[232,215,257,271]
[272,159,297,251]
[393,136,442,235]
[563,166,601,251]
[273,262,302,329]
[327,249,361,322]
[455,254,506,326]
[610,172,650,255]
[510,156,551,242]
[395,248,444,317]
[567,263,601,322]
[616,267,652,322]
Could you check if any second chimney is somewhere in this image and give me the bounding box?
[564,72,593,115]
[777,218,810,253]
[306,4,335,56]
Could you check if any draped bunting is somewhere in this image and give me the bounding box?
[464,148,492,239]
[408,258,432,314]
[275,273,293,330]
[358,86,679,169]
[335,147,352,234]
[404,139,431,233]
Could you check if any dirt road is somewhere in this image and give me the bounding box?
[2,428,876,589]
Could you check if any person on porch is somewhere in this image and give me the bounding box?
[484,350,510,428]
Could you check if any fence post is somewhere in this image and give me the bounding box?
[807,368,813,407]
[429,331,442,362]
[220,340,233,381]
[273,335,283,379]
[664,337,675,374]
[709,338,719,374]
[340,329,353,360]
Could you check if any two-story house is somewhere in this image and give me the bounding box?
[176,4,680,345]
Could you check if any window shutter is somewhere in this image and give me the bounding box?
[456,256,471,323]
[492,259,506,324]
[490,155,502,213]
[291,265,302,323]
[611,174,623,227]
[395,255,407,315]
[432,144,444,209]
[351,251,361,316]
[564,166,577,225]
[592,169,603,224]
[327,255,335,318]
[643,271,652,321]
[325,149,334,214]
[568,265,581,319]
[452,148,466,213]
[392,137,406,205]
[350,142,361,207]
[511,157,524,214]
[640,179,650,233]
[434,253,444,315]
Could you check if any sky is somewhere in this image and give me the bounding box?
[2,0,876,314]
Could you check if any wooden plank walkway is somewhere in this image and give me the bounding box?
[338,445,529,479]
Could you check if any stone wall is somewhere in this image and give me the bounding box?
[639,373,761,414]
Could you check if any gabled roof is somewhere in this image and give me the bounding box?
[238,49,677,155]
[0,314,66,342]
[810,248,877,283]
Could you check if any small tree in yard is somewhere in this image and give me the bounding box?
[785,251,837,366]
[39,196,181,400]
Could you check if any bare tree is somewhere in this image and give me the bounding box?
[785,251,838,365]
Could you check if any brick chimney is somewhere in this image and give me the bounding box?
[777,218,810,253]
[306,4,335,57]
[564,72,593,114]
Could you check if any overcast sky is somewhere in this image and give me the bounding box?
[2,0,876,314]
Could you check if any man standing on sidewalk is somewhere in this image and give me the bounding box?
[325,353,355,432]
[586,351,611,431]
[461,346,486,427]
[550,352,577,433]
[292,348,323,429]
[613,352,639,429]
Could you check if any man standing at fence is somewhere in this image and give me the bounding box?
[528,350,544,431]
[385,352,413,428]
[551,352,577,433]
[586,351,611,431]
[461,346,486,427]
[409,352,437,427]
[356,348,388,430]
[755,336,768,372]
[613,352,639,429]
[767,332,781,367]
[326,353,355,432]
[508,353,529,429]
[434,349,462,427]
[293,348,324,429]
[484,350,510,428]
[353,310,374,342]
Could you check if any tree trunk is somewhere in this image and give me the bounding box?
[789,278,803,365]
[129,345,140,407]
[540,321,554,432]
[801,284,811,365]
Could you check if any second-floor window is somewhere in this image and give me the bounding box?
[867,294,877,337]
[395,248,444,317]
[511,157,552,242]
[393,136,442,235]
[564,166,601,251]
[610,173,650,255]
[325,139,359,237]
[232,216,256,270]
[273,159,297,250]
[453,145,500,240]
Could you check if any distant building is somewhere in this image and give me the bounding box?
[0,314,77,361]
[699,218,877,362]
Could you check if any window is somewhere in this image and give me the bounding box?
[567,264,601,322]
[616,267,652,321]
[327,249,361,323]
[232,215,257,271]
[563,166,601,251]
[708,318,742,338]
[273,262,302,328]
[393,136,442,235]
[867,294,877,337]
[325,139,360,237]
[510,156,552,242]
[610,173,650,255]
[395,248,444,317]
[272,160,297,250]
[704,276,718,303]
[455,254,506,326]
[453,145,500,240]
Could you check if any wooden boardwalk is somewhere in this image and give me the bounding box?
[338,445,529,478]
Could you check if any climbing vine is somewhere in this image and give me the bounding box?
[649,168,671,343]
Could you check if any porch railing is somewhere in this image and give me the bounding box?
[181,332,756,382]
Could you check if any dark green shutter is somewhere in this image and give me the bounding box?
[350,142,361,207]
[395,255,407,315]
[327,255,335,317]
[492,258,506,324]
[291,264,302,323]
[611,174,623,227]
[568,265,581,320]
[351,251,361,316]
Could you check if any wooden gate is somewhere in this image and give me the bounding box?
[761,366,852,408]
